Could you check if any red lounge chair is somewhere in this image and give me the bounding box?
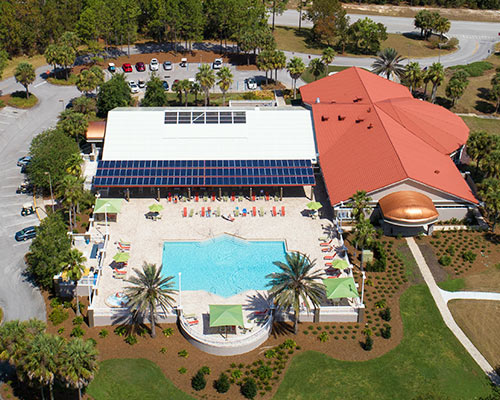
[254,309,269,315]
[212,193,216,201]
[183,207,187,217]
[201,207,205,217]
[195,193,199,202]
[321,246,333,252]
[252,207,256,217]
[113,268,126,275]
[174,195,178,204]
[207,207,211,217]
[320,239,333,247]
[272,206,277,216]
[188,319,199,325]
[252,194,256,201]
[118,243,130,251]
[323,252,337,260]
[325,262,332,267]
[168,193,172,202]
[281,206,285,216]
[265,192,270,201]
[231,192,235,202]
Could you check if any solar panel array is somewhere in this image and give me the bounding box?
[94,160,315,188]
[164,110,246,124]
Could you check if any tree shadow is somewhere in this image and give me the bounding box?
[271,321,294,337]
[483,232,500,245]
[477,87,492,101]
[402,32,426,41]
[474,100,495,114]
[435,96,452,109]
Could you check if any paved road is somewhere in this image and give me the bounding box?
[406,238,500,385]
[440,289,500,303]
[0,68,80,324]
[271,10,499,68]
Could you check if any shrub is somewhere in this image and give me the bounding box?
[231,369,242,379]
[191,371,206,391]
[363,335,373,351]
[199,366,210,375]
[99,329,109,338]
[282,339,297,349]
[375,299,386,309]
[381,324,392,339]
[449,61,493,77]
[366,241,387,272]
[159,347,167,354]
[125,335,137,345]
[264,349,276,358]
[241,378,258,399]
[50,298,62,308]
[214,372,231,393]
[446,245,456,256]
[462,250,476,263]
[257,365,273,381]
[114,326,128,336]
[57,327,65,335]
[319,332,329,342]
[63,301,73,309]
[380,307,392,321]
[72,316,84,326]
[440,37,459,50]
[178,349,188,358]
[88,338,97,346]
[162,327,174,337]
[178,367,187,374]
[70,326,85,338]
[48,307,69,326]
[439,255,452,266]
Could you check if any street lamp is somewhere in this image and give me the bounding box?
[44,171,54,212]
[361,271,366,304]
[178,272,182,311]
[103,202,109,239]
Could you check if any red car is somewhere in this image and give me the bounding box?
[135,62,145,72]
[122,63,132,73]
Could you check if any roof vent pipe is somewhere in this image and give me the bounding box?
[355,118,364,123]
[321,115,329,122]
[368,123,373,129]
[315,97,320,104]
[367,107,372,113]
[338,115,345,121]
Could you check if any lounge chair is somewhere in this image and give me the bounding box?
[281,206,285,216]
[318,236,329,241]
[265,193,270,201]
[238,195,243,202]
[252,206,257,217]
[323,254,337,260]
[259,207,264,217]
[320,239,333,247]
[234,208,240,217]
[212,193,216,201]
[203,194,208,202]
[183,207,187,217]
[201,207,205,217]
[223,195,228,202]
[187,319,199,326]
[252,194,256,201]
[254,309,269,316]
[321,246,333,252]
[216,207,221,217]
[242,208,247,216]
[189,209,194,217]
[168,193,172,202]
[272,206,277,217]
[207,207,212,217]
[195,194,199,202]
[231,193,236,202]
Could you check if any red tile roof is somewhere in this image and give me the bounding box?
[300,67,477,205]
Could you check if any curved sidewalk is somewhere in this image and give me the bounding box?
[441,289,500,303]
[406,238,500,385]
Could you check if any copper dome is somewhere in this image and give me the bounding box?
[379,191,438,224]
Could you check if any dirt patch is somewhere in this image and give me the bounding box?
[417,243,449,283]
[449,300,500,368]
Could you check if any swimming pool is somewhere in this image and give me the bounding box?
[162,235,287,297]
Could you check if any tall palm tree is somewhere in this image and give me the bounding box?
[56,175,83,231]
[60,249,87,317]
[308,58,325,81]
[405,62,423,95]
[435,16,451,41]
[480,178,500,231]
[0,319,46,367]
[195,64,216,107]
[124,263,176,338]
[287,57,306,99]
[483,150,500,179]
[272,50,287,82]
[190,81,201,105]
[257,50,273,84]
[60,338,99,400]
[19,333,65,400]
[266,252,324,334]
[177,79,191,107]
[66,153,83,177]
[352,218,376,268]
[321,47,335,76]
[216,66,233,106]
[423,69,432,99]
[371,48,406,81]
[427,62,444,103]
[349,190,372,223]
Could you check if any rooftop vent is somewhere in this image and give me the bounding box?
[368,123,373,129]
[321,115,329,122]
[367,107,372,113]
[355,118,364,123]
[315,97,320,104]
[434,170,440,174]
[338,115,346,121]
[353,97,362,103]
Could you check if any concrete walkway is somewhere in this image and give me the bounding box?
[406,237,500,385]
[440,290,500,303]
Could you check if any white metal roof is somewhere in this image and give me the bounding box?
[102,107,317,162]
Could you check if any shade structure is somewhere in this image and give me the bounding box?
[323,277,359,299]
[330,259,350,270]
[209,305,244,327]
[148,204,164,212]
[306,201,323,210]
[94,198,123,214]
[112,252,130,262]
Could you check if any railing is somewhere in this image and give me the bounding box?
[179,315,272,348]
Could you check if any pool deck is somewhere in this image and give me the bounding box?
[89,195,345,314]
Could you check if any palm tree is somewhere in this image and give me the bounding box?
[0,319,46,367]
[19,333,65,400]
[124,263,177,338]
[60,248,87,317]
[287,57,306,99]
[190,81,201,105]
[427,62,444,103]
[308,58,325,81]
[266,252,325,334]
[483,150,500,178]
[371,48,406,81]
[177,79,191,107]
[56,175,83,231]
[352,218,376,269]
[195,64,216,106]
[349,190,372,223]
[405,62,423,95]
[216,66,234,106]
[321,47,335,75]
[272,50,287,82]
[172,80,183,104]
[66,153,83,177]
[60,338,99,400]
[480,178,500,231]
[257,50,274,85]
[435,16,451,41]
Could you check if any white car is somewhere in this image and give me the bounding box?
[149,58,159,71]
[246,77,257,90]
[128,80,139,93]
[163,61,172,71]
[137,80,146,88]
[212,58,223,69]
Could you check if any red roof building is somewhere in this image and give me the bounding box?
[300,67,477,208]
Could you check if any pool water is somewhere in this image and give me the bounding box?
[162,235,287,297]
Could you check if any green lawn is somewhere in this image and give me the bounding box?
[273,285,491,400]
[86,358,194,400]
[461,116,500,136]
[301,65,350,84]
[438,278,466,292]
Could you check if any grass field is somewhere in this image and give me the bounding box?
[301,65,350,83]
[273,285,491,400]
[274,26,454,59]
[2,54,47,80]
[449,300,500,368]
[461,116,500,135]
[6,92,38,109]
[86,358,194,400]
[437,278,466,291]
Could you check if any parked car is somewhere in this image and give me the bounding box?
[246,77,257,90]
[21,202,35,217]
[17,156,31,167]
[16,181,33,194]
[15,226,36,241]
[128,80,139,93]
[212,58,223,69]
[163,61,172,71]
[138,80,146,88]
[122,63,133,73]
[162,81,169,91]
[108,62,116,73]
[20,164,29,174]
[149,58,159,71]
[180,58,187,67]
[135,62,145,72]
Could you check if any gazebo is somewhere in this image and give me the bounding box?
[209,304,244,339]
[93,198,123,222]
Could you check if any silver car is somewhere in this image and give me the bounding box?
[163,61,172,71]
[128,80,139,93]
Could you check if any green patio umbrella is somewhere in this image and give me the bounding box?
[323,277,359,299]
[94,198,123,214]
[330,259,350,270]
[148,204,164,212]
[209,304,244,338]
[112,252,130,263]
[306,201,323,211]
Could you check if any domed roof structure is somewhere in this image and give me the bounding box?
[379,191,439,224]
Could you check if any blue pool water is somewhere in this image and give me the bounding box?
[162,235,287,297]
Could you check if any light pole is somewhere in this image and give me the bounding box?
[361,271,366,304]
[44,171,54,212]
[178,272,182,311]
[104,203,109,239]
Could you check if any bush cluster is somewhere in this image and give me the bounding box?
[241,378,258,399]
[214,372,231,393]
[439,255,452,266]
[365,241,387,272]
[449,61,493,77]
[48,307,69,326]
